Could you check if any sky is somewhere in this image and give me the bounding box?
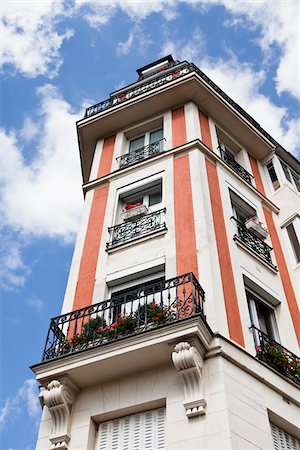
[0,0,299,448]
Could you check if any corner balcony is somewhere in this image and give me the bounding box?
[42,273,206,363]
[116,139,165,169]
[106,208,167,250]
[219,148,253,185]
[251,326,300,385]
[231,217,277,270]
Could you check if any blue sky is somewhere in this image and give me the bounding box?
[1,1,299,448]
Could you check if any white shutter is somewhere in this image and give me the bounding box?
[95,407,165,450]
[270,423,300,450]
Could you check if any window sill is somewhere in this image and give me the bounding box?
[106,227,168,253]
[234,236,278,273]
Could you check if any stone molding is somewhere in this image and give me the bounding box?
[172,341,206,417]
[41,378,78,450]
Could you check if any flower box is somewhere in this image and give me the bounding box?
[245,217,268,240]
[121,204,149,222]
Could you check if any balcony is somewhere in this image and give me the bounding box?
[219,148,253,185]
[232,217,277,269]
[42,273,205,362]
[251,326,300,385]
[116,139,165,169]
[106,208,166,250]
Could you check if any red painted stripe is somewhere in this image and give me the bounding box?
[199,110,213,150]
[72,185,109,311]
[173,155,199,278]
[249,154,266,195]
[199,111,244,346]
[97,135,116,178]
[250,156,300,346]
[205,159,245,346]
[172,107,187,147]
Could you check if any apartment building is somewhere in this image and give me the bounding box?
[32,55,300,450]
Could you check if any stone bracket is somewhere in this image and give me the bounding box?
[41,378,78,450]
[172,341,206,418]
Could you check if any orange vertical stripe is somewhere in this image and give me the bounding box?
[172,107,187,147]
[249,154,266,195]
[250,156,300,345]
[97,135,116,178]
[199,111,244,346]
[199,110,213,150]
[173,155,198,278]
[205,159,245,346]
[72,185,109,311]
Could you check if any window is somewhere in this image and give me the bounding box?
[270,422,300,450]
[95,408,165,450]
[107,179,166,249]
[129,128,163,154]
[230,190,256,224]
[267,161,280,191]
[247,288,279,343]
[279,158,300,192]
[110,275,165,322]
[286,221,300,264]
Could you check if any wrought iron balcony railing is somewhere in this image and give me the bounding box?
[231,217,277,269]
[42,273,205,362]
[219,148,253,185]
[250,326,300,385]
[107,208,166,249]
[116,139,165,169]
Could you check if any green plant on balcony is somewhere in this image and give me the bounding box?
[256,344,300,383]
[135,300,176,326]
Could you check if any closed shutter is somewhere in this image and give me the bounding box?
[270,423,300,450]
[95,408,165,450]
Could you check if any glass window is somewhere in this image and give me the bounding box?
[150,128,163,144]
[247,289,278,341]
[291,171,300,192]
[129,135,145,153]
[280,160,292,183]
[230,190,256,224]
[267,161,280,190]
[286,222,300,264]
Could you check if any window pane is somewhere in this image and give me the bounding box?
[129,136,145,153]
[149,191,162,206]
[150,128,163,144]
[286,223,300,263]
[291,171,300,192]
[267,162,280,190]
[279,160,292,182]
[256,301,276,339]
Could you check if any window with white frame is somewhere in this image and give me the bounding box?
[95,407,166,450]
[117,179,163,223]
[107,178,166,249]
[246,288,279,343]
[110,271,165,321]
[230,190,257,224]
[129,128,164,154]
[278,158,300,193]
[285,217,300,264]
[266,160,281,191]
[270,422,300,450]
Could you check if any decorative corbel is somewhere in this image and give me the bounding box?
[42,378,78,450]
[172,342,206,418]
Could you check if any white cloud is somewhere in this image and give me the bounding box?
[161,34,300,158]
[0,235,30,291]
[75,0,178,26]
[0,379,40,429]
[116,24,153,56]
[1,0,73,78]
[0,85,83,240]
[27,297,45,312]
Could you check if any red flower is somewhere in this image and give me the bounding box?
[157,313,162,317]
[256,346,261,353]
